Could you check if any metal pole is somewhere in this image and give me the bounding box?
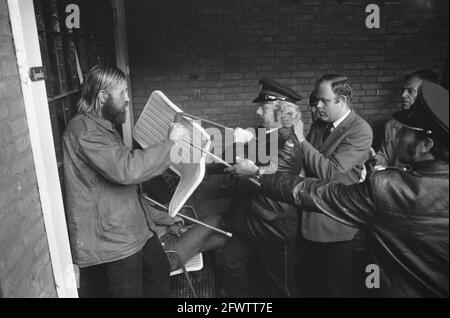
[182,138,261,187]
[143,195,233,238]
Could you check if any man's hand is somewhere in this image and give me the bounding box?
[169,123,189,142]
[233,128,254,144]
[224,158,259,176]
[167,220,188,237]
[367,147,386,171]
[293,117,305,143]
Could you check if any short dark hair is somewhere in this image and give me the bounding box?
[415,130,449,162]
[78,65,126,114]
[404,69,439,84]
[309,89,318,107]
[316,73,353,103]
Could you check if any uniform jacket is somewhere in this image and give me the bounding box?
[300,110,373,242]
[261,160,449,297]
[229,128,303,243]
[63,113,177,267]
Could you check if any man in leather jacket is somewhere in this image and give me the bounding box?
[259,81,449,297]
[63,65,188,297]
[218,78,303,297]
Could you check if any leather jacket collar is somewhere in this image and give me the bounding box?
[411,160,449,177]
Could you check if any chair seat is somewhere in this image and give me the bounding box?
[170,253,203,276]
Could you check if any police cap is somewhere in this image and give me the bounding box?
[252,78,303,103]
[394,81,449,147]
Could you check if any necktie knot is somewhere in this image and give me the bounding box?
[322,123,333,142]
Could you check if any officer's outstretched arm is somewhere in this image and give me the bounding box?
[259,173,304,205]
[261,174,376,228]
[294,179,375,228]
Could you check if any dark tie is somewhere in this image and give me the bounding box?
[322,123,333,142]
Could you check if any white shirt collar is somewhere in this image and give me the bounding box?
[332,109,351,129]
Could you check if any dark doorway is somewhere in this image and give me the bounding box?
[34,0,117,200]
[34,0,117,297]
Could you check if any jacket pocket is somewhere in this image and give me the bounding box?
[245,195,288,243]
[97,183,135,232]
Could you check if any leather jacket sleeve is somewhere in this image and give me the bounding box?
[260,173,375,228]
[77,128,175,185]
[293,178,374,228]
[259,173,304,205]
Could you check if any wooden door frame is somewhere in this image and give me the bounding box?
[7,0,133,297]
[7,0,78,298]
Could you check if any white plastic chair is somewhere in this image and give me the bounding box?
[166,250,203,298]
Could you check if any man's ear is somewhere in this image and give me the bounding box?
[98,90,108,104]
[337,95,347,107]
[420,137,434,154]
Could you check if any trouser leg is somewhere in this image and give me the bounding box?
[258,240,299,298]
[298,238,353,298]
[79,236,170,298]
[217,235,256,297]
[102,249,144,298]
[325,240,353,298]
[142,235,171,298]
[79,263,108,298]
[297,237,324,297]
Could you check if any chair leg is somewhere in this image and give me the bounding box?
[166,250,198,298]
[181,264,198,298]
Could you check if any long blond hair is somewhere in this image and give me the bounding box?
[77,65,126,114]
[274,100,301,127]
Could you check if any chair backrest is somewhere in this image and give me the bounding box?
[133,90,211,217]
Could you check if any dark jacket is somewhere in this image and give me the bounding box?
[63,113,177,267]
[260,160,449,297]
[301,110,373,242]
[229,128,303,243]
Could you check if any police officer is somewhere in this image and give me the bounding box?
[259,81,449,297]
[218,78,303,298]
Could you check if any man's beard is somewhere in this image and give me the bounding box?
[102,99,126,125]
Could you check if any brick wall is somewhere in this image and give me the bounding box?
[126,0,448,146]
[0,0,57,298]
